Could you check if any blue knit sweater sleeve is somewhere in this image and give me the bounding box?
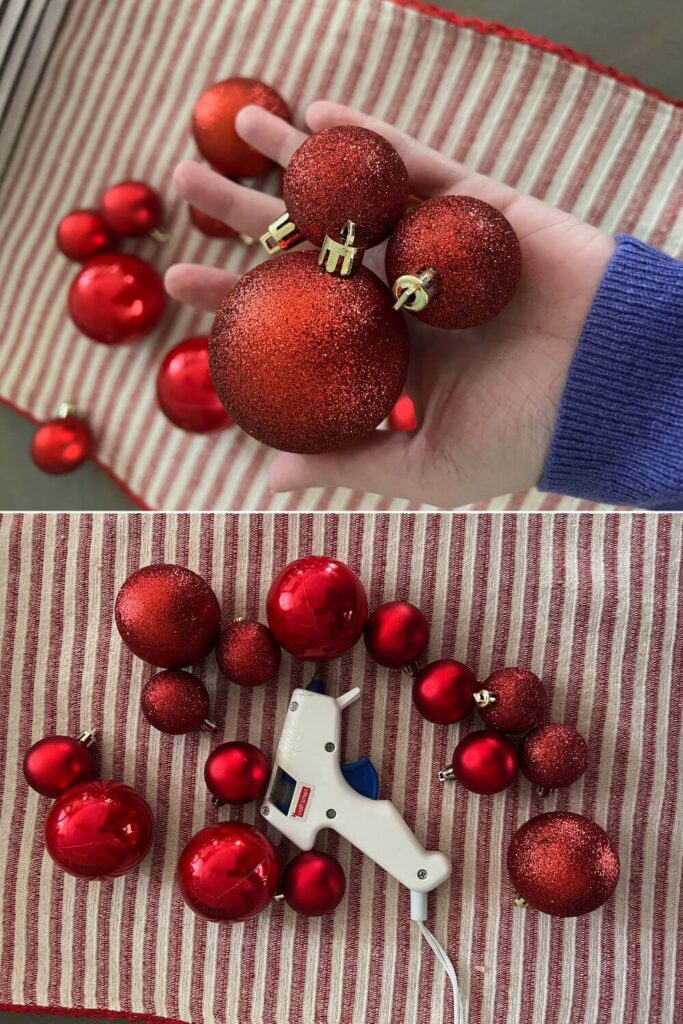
[539,234,683,509]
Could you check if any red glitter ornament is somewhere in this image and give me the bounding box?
[507,811,620,916]
[56,209,117,261]
[520,723,589,791]
[267,555,368,661]
[101,180,165,237]
[157,336,233,433]
[441,729,518,795]
[364,600,429,669]
[177,822,279,921]
[45,780,154,880]
[115,563,220,668]
[388,393,417,432]
[475,667,548,733]
[23,730,97,798]
[209,251,408,453]
[412,659,477,724]
[385,195,521,329]
[141,670,216,735]
[31,408,92,474]
[204,741,269,806]
[68,253,165,345]
[192,77,291,178]
[189,204,238,238]
[281,851,346,916]
[216,619,281,686]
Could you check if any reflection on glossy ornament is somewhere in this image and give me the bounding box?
[68,253,165,345]
[31,405,93,474]
[204,741,269,806]
[157,336,233,433]
[23,730,97,797]
[101,180,165,238]
[56,209,117,261]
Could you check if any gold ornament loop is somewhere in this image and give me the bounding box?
[437,766,455,783]
[512,894,528,908]
[260,211,304,254]
[77,729,97,747]
[473,688,497,708]
[392,267,441,312]
[318,221,366,277]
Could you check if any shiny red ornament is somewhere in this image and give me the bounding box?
[385,195,521,329]
[189,205,238,238]
[209,251,408,453]
[115,563,220,667]
[281,850,346,916]
[101,180,164,237]
[141,670,216,735]
[56,209,117,261]
[444,728,518,795]
[216,619,281,686]
[364,600,429,669]
[476,667,548,734]
[507,811,620,917]
[204,741,269,806]
[388,393,417,432]
[267,555,368,660]
[177,822,279,921]
[23,730,97,798]
[412,659,477,724]
[520,723,589,790]
[45,780,154,879]
[157,336,233,433]
[68,253,165,345]
[192,77,291,178]
[31,412,92,474]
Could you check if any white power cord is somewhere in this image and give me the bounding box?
[410,891,464,1024]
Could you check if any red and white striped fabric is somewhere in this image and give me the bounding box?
[0,0,681,512]
[0,511,681,1023]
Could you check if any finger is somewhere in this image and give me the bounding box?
[164,264,237,311]
[235,105,308,167]
[269,431,413,497]
[173,159,285,239]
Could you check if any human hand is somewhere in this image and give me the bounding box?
[166,101,614,508]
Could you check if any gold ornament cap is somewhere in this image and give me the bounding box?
[260,211,304,254]
[473,688,497,708]
[392,267,441,312]
[318,221,366,277]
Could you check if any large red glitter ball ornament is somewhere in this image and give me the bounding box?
[31,413,92,474]
[364,600,429,669]
[68,254,165,345]
[447,729,518,795]
[204,741,269,806]
[385,195,521,329]
[57,209,117,261]
[209,251,408,453]
[101,180,164,237]
[115,564,221,668]
[476,667,548,734]
[192,77,291,178]
[520,723,589,790]
[23,731,97,798]
[141,670,216,735]
[267,555,368,660]
[507,811,620,916]
[412,659,477,724]
[189,204,238,238]
[157,336,233,433]
[177,822,279,921]
[45,781,154,879]
[216,619,281,686]
[282,851,346,917]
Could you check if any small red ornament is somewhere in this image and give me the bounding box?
[475,667,548,733]
[388,393,417,432]
[115,563,220,668]
[157,336,233,433]
[507,811,620,916]
[23,730,97,798]
[189,205,238,238]
[101,180,165,237]
[412,659,477,724]
[141,670,216,735]
[364,600,429,669]
[385,195,521,329]
[68,253,165,345]
[56,209,117,261]
[267,555,368,660]
[216,619,281,686]
[520,723,589,791]
[31,405,92,474]
[177,822,279,921]
[45,780,154,879]
[441,728,518,795]
[204,741,269,806]
[281,850,346,916]
[192,77,291,178]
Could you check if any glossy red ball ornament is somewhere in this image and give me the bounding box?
[388,393,417,432]
[141,670,216,735]
[115,563,221,668]
[385,195,521,329]
[364,600,429,669]
[445,728,518,795]
[45,780,154,879]
[189,205,238,238]
[56,209,117,261]
[267,555,368,660]
[23,730,97,798]
[209,251,408,453]
[520,723,589,790]
[475,667,548,734]
[216,619,281,686]
[177,822,279,921]
[68,253,165,345]
[192,77,291,178]
[204,741,269,806]
[101,180,164,237]
[157,336,233,433]
[281,851,346,916]
[31,411,92,474]
[412,659,477,724]
[507,811,620,916]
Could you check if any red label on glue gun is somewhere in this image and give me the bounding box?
[292,785,313,818]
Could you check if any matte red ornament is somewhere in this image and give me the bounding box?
[281,850,346,916]
[177,822,279,921]
[68,254,165,345]
[412,659,477,724]
[364,600,429,669]
[388,393,417,432]
[204,741,269,806]
[45,780,154,879]
[475,667,548,733]
[115,563,220,668]
[192,77,291,178]
[189,205,238,238]
[23,730,97,798]
[31,410,92,474]
[157,336,233,433]
[216,619,281,686]
[56,209,117,261]
[141,670,216,735]
[267,555,368,660]
[443,728,518,795]
[209,251,408,453]
[520,723,589,791]
[507,811,620,917]
[101,180,164,237]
